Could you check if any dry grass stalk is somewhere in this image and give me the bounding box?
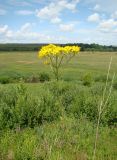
[92,57,115,160]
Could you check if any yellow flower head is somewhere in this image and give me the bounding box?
[38,44,80,58]
[63,46,80,54]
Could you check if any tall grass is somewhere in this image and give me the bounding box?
[93,57,115,160]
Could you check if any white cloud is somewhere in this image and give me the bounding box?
[84,0,117,14]
[87,13,100,22]
[111,11,117,19]
[20,23,32,32]
[93,4,100,11]
[36,4,59,19]
[59,24,74,32]
[50,17,61,24]
[36,0,79,23]
[58,0,78,10]
[75,28,117,45]
[0,25,9,34]
[0,23,117,45]
[0,25,8,33]
[0,25,13,38]
[98,19,117,32]
[0,22,75,42]
[0,9,7,15]
[0,23,54,43]
[16,10,34,15]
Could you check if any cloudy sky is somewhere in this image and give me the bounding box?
[0,0,117,45]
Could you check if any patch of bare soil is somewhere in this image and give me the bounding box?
[17,60,35,64]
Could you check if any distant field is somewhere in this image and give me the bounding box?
[0,51,117,81]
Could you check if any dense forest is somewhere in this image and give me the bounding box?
[0,43,117,52]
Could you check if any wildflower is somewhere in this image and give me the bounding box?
[38,44,80,80]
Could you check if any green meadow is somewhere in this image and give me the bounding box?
[0,51,117,75]
[0,51,117,160]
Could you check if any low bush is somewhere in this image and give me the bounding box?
[0,83,62,129]
[95,74,111,83]
[0,72,50,84]
[49,81,71,96]
[0,81,116,129]
[0,76,12,84]
[113,81,117,90]
[60,83,117,125]
[24,75,40,83]
[38,72,50,82]
[82,73,93,86]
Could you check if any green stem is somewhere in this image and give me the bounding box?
[55,55,59,81]
[58,55,64,68]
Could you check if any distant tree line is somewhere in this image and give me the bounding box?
[0,43,117,52]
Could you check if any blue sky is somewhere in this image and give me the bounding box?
[0,0,117,45]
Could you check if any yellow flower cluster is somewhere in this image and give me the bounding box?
[63,46,80,54]
[38,44,80,58]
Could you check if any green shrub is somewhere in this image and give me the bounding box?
[0,83,62,129]
[39,72,50,82]
[63,89,98,122]
[49,81,73,98]
[0,76,12,84]
[59,83,116,125]
[0,72,50,84]
[95,74,111,83]
[24,73,50,83]
[0,82,116,129]
[82,73,93,86]
[0,72,24,84]
[113,82,117,90]
[24,75,40,83]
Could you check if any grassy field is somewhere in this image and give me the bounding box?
[0,51,117,160]
[0,51,117,78]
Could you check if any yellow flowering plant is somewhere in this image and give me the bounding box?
[38,44,80,81]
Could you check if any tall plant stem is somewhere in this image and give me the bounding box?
[92,102,102,160]
[92,57,115,160]
[55,55,59,81]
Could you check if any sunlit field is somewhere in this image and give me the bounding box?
[0,51,117,77]
[0,51,117,160]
